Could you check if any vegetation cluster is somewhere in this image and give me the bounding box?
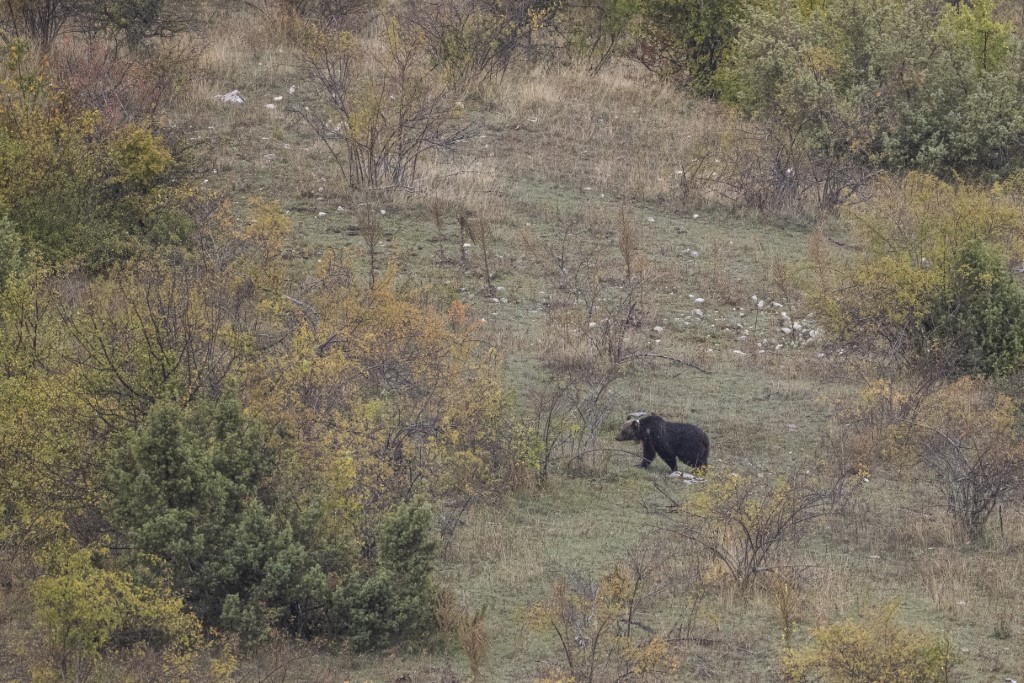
[2,0,1024,681]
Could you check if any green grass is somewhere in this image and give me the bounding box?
[166,21,1024,682]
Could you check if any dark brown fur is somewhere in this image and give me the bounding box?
[615,413,709,472]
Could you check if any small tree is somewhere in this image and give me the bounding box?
[31,547,203,683]
[106,393,331,641]
[297,19,472,190]
[661,469,846,591]
[333,499,439,651]
[530,544,679,683]
[907,377,1023,542]
[635,0,748,95]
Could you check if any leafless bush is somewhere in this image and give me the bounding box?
[712,121,875,217]
[399,0,541,86]
[260,0,374,30]
[459,211,496,296]
[355,195,385,286]
[296,20,473,190]
[530,540,681,683]
[656,468,851,592]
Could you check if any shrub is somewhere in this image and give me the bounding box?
[31,547,202,683]
[0,214,21,289]
[781,605,956,683]
[0,40,194,268]
[529,549,679,683]
[911,377,1024,542]
[663,469,845,591]
[836,375,1024,542]
[79,0,201,50]
[334,499,439,650]
[635,0,750,95]
[106,393,331,641]
[812,173,1024,377]
[297,19,472,190]
[720,0,1024,181]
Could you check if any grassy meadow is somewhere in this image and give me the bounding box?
[168,13,1024,681]
[4,2,1024,682]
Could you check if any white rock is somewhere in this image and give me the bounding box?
[692,213,699,219]
[317,211,327,217]
[694,297,705,304]
[216,90,244,104]
[693,309,704,318]
[781,327,792,334]
[288,85,296,94]
[463,243,472,248]
[265,103,276,109]
[273,95,283,101]
[653,326,664,333]
[757,300,765,309]
[647,216,655,222]
[733,350,746,356]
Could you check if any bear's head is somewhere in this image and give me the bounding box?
[614,412,648,441]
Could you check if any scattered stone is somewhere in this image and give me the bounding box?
[216,90,244,104]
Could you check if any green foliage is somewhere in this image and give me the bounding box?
[0,213,20,289]
[548,0,640,69]
[106,393,330,641]
[782,605,957,682]
[813,173,1024,376]
[0,40,193,268]
[31,546,202,682]
[636,0,752,94]
[720,0,1024,179]
[932,239,1024,377]
[334,499,439,651]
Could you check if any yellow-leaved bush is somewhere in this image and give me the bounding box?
[30,546,216,683]
[811,172,1024,377]
[781,605,956,683]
